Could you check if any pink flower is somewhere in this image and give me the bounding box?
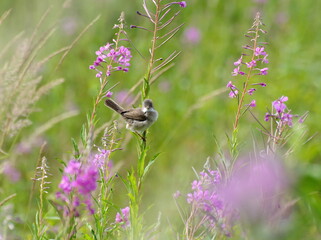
[105,91,113,98]
[254,47,267,56]
[90,43,132,78]
[115,207,130,228]
[232,66,245,76]
[234,56,243,66]
[246,60,257,68]
[249,100,256,107]
[178,1,187,7]
[259,67,268,75]
[253,82,267,87]
[229,90,238,98]
[226,81,236,88]
[57,159,99,216]
[272,96,288,113]
[247,88,256,95]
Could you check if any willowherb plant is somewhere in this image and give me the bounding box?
[227,12,269,131]
[183,167,233,238]
[263,96,305,152]
[56,159,99,216]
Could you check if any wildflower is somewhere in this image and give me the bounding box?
[248,100,256,107]
[265,96,301,127]
[259,67,268,75]
[229,89,238,98]
[226,81,235,88]
[272,96,288,113]
[254,47,267,56]
[246,60,257,68]
[105,91,113,98]
[186,168,233,236]
[228,12,268,112]
[57,159,99,216]
[252,82,267,87]
[176,1,187,7]
[91,148,111,169]
[232,66,245,76]
[115,206,130,228]
[234,56,243,66]
[90,43,132,78]
[64,160,81,175]
[247,88,256,95]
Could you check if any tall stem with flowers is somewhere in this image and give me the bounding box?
[227,12,269,161]
[55,13,133,239]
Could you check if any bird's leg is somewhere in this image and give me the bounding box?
[134,131,146,142]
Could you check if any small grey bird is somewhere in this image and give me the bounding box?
[105,99,158,133]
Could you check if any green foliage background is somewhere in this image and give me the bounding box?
[1,0,321,238]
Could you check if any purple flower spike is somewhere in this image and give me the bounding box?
[57,158,100,216]
[90,43,132,78]
[228,13,268,101]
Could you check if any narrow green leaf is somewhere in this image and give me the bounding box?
[71,138,80,159]
[142,152,161,180]
[81,124,87,146]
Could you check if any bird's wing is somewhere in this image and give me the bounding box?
[121,109,147,121]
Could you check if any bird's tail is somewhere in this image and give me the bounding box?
[105,99,124,114]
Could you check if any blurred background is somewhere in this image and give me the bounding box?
[1,0,321,239]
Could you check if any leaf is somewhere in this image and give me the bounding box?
[48,200,64,222]
[81,124,87,147]
[142,152,161,180]
[71,138,80,159]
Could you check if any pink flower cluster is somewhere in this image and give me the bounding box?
[186,169,231,236]
[228,46,269,101]
[265,96,302,127]
[89,43,132,78]
[115,206,130,229]
[56,159,99,216]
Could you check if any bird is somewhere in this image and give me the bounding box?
[105,98,158,134]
